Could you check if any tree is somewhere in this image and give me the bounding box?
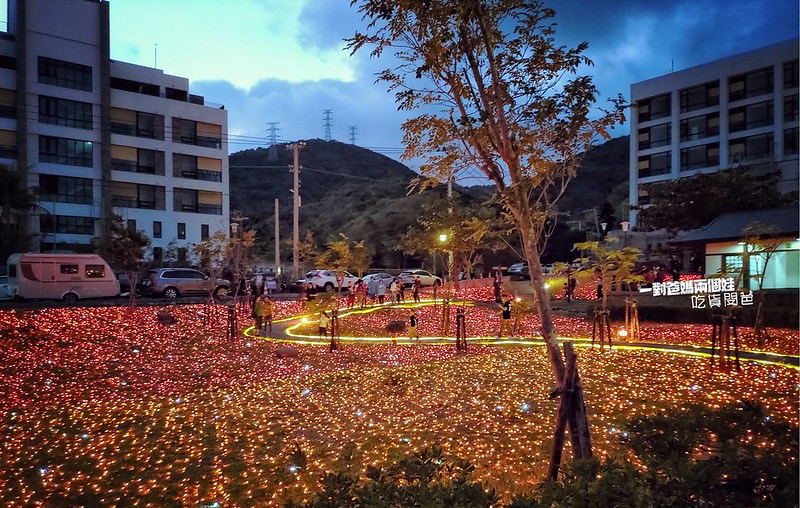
[0,165,35,262]
[399,193,508,279]
[349,0,625,478]
[573,238,641,311]
[94,214,150,307]
[635,166,796,234]
[316,233,372,296]
[741,222,784,347]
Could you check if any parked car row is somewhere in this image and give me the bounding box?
[297,268,443,292]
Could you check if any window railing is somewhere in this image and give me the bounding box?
[198,204,222,215]
[111,121,136,136]
[0,144,16,158]
[179,168,222,182]
[112,197,156,209]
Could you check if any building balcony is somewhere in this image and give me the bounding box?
[179,203,222,215]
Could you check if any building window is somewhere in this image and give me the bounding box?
[680,113,719,141]
[173,154,222,182]
[110,76,159,96]
[729,100,773,132]
[38,56,92,91]
[638,123,670,149]
[153,221,162,239]
[127,219,136,233]
[177,247,187,263]
[729,67,773,101]
[152,247,163,261]
[85,264,106,278]
[177,222,186,240]
[785,127,799,156]
[201,224,209,241]
[39,135,93,167]
[39,215,94,235]
[110,108,164,139]
[110,182,162,210]
[785,94,799,122]
[38,95,92,129]
[0,55,16,70]
[637,151,671,178]
[680,143,720,171]
[38,174,93,204]
[722,254,743,273]
[679,81,719,112]
[172,118,196,145]
[784,59,799,89]
[729,133,773,163]
[637,93,670,122]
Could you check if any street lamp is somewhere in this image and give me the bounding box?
[620,221,630,248]
[438,233,449,281]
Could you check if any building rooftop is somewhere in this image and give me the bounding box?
[676,208,799,243]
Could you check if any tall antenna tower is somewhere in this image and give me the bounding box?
[323,109,333,141]
[349,126,357,145]
[266,122,280,145]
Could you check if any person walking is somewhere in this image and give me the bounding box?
[412,276,421,302]
[409,309,420,341]
[358,280,368,308]
[497,295,512,338]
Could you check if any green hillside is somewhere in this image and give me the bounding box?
[228,137,630,268]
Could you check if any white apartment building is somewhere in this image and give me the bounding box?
[629,39,799,228]
[0,0,229,263]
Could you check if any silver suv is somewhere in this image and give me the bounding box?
[143,268,230,299]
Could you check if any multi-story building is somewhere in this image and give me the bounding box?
[0,0,229,263]
[629,39,799,228]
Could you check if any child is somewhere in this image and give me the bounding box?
[409,310,420,341]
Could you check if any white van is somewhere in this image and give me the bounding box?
[7,253,120,302]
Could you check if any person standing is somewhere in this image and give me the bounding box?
[413,276,422,302]
[493,273,502,303]
[497,295,512,338]
[367,277,378,305]
[409,309,420,341]
[318,311,329,339]
[346,281,356,308]
[262,295,274,336]
[377,279,387,304]
[389,278,399,304]
[253,294,266,333]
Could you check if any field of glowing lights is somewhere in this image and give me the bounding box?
[0,291,797,506]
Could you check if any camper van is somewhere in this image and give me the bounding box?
[7,253,120,302]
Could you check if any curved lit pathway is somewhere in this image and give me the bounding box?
[243,299,799,370]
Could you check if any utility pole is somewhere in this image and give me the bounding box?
[323,109,333,141]
[447,176,454,283]
[288,142,305,279]
[274,198,280,276]
[349,125,357,145]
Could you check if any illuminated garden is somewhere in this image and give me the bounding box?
[0,289,797,507]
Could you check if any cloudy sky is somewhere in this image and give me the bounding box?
[107,0,799,162]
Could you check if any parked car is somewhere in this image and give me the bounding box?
[398,269,442,287]
[141,268,229,299]
[297,269,359,292]
[0,275,9,299]
[508,262,527,274]
[359,272,395,287]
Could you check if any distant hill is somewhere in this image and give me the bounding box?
[558,135,629,213]
[228,137,630,267]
